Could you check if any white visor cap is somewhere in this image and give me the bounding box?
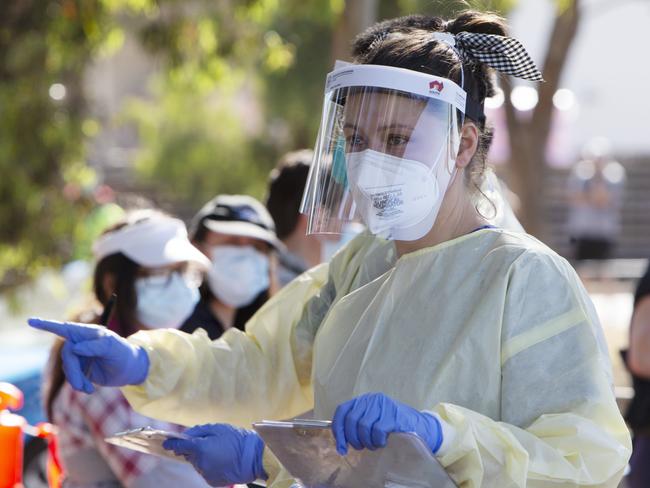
[92,211,210,270]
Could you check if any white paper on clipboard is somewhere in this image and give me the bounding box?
[105,427,190,463]
[253,419,457,488]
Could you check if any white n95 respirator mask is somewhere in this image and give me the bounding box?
[135,273,200,329]
[208,245,270,308]
[346,149,449,240]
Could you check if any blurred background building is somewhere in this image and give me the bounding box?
[508,0,650,259]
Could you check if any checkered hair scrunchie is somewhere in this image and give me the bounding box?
[434,31,543,82]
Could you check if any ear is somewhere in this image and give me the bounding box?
[455,122,479,169]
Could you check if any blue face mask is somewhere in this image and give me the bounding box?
[135,272,200,329]
[207,245,270,308]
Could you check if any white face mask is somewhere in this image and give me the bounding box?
[135,273,200,329]
[208,245,270,308]
[320,222,365,262]
[346,148,453,241]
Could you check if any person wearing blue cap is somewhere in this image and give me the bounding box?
[181,194,282,339]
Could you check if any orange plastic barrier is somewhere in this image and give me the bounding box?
[0,382,25,488]
[36,422,63,488]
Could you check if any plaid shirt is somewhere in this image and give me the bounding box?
[53,383,188,487]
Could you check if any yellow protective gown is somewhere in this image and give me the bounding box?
[123,232,395,427]
[123,229,630,487]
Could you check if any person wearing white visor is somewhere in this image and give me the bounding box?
[42,210,214,488]
[30,11,631,488]
[89,210,210,331]
[181,194,282,339]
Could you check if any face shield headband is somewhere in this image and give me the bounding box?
[300,62,469,241]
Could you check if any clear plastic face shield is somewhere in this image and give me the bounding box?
[300,62,467,241]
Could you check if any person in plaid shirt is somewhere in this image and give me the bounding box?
[43,210,221,488]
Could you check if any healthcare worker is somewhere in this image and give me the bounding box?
[42,210,214,488]
[181,194,282,339]
[30,11,631,488]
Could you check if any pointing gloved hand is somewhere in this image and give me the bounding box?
[27,318,149,393]
[332,392,443,455]
[163,424,267,487]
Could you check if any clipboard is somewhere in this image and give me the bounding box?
[105,427,190,463]
[253,419,457,488]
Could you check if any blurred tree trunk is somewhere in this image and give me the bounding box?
[503,0,581,237]
[331,0,379,63]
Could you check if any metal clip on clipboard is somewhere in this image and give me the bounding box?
[253,419,457,488]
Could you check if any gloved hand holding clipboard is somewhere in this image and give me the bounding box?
[253,419,456,488]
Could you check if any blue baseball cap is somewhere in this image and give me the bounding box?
[189,195,283,251]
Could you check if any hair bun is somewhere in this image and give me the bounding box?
[445,11,507,37]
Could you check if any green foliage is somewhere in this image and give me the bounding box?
[0,1,106,288]
[127,74,269,205]
[395,0,513,17]
[555,0,577,15]
[126,0,342,206]
[466,0,516,14]
[0,0,154,289]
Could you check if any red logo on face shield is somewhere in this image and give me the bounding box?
[429,80,444,95]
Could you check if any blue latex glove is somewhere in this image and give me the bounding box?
[27,318,149,393]
[163,424,267,487]
[332,392,443,455]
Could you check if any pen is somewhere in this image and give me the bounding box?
[81,293,117,381]
[99,293,117,326]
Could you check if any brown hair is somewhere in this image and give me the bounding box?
[265,149,313,240]
[44,221,143,420]
[351,11,507,196]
